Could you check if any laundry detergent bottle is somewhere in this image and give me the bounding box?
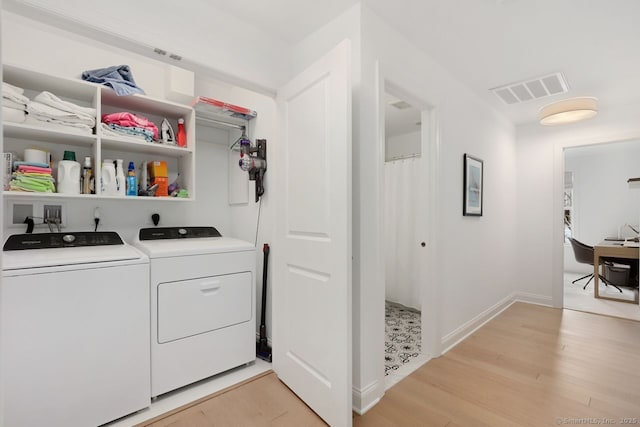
[57,151,81,194]
[101,159,117,196]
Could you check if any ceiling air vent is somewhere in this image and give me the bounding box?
[490,72,569,105]
[390,100,412,110]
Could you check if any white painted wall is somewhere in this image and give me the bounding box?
[6,0,290,91]
[385,130,420,161]
[3,12,171,100]
[516,104,640,304]
[221,85,278,343]
[293,4,519,413]
[363,6,518,410]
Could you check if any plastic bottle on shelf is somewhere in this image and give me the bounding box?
[126,161,137,196]
[115,159,126,196]
[177,118,187,147]
[101,159,117,196]
[57,151,81,195]
[81,156,94,194]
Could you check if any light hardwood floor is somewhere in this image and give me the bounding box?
[137,303,640,426]
[355,303,640,426]
[136,371,327,427]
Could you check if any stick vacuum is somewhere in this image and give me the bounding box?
[256,243,272,362]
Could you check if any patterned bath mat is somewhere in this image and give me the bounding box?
[385,301,421,376]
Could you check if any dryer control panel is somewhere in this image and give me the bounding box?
[139,227,222,241]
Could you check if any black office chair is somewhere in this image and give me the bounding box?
[568,237,622,292]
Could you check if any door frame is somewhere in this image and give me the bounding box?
[375,64,443,378]
[553,134,640,309]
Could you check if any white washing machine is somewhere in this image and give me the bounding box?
[1,232,150,427]
[133,226,256,397]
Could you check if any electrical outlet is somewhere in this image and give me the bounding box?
[7,201,68,230]
[43,204,62,224]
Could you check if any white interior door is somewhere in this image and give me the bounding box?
[273,40,352,426]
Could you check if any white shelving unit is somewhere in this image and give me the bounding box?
[2,64,196,201]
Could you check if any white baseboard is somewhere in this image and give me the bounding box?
[352,380,382,415]
[440,292,554,355]
[440,293,515,355]
[513,291,553,307]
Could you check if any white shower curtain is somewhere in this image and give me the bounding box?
[384,157,421,310]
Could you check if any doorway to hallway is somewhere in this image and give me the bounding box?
[562,140,640,321]
[382,89,430,389]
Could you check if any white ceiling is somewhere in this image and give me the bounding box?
[203,0,640,126]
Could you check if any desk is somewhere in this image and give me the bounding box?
[593,243,639,304]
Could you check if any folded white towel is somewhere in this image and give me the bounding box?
[2,98,26,110]
[24,116,93,134]
[2,82,30,106]
[3,81,25,95]
[27,101,95,127]
[3,106,26,123]
[34,91,96,119]
[99,122,146,142]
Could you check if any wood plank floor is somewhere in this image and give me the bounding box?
[136,370,327,427]
[137,303,640,426]
[355,303,640,426]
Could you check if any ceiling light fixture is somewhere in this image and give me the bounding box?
[539,97,598,125]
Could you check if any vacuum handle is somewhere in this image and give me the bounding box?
[260,243,270,327]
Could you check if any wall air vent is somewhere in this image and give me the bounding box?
[490,72,569,105]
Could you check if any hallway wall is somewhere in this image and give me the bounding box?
[292,3,519,413]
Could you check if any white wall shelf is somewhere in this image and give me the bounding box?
[3,191,192,202]
[4,123,97,146]
[2,63,196,201]
[100,137,193,157]
[3,191,99,200]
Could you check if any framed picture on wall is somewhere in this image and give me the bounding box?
[463,153,483,216]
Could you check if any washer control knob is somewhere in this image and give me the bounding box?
[178,228,188,236]
[62,234,76,243]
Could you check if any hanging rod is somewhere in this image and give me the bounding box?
[387,153,421,161]
[196,116,246,130]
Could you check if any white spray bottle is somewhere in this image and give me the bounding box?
[115,159,126,196]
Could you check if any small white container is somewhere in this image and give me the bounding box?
[24,148,48,164]
[57,160,81,194]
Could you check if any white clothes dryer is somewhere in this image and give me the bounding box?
[132,226,256,397]
[1,232,150,427]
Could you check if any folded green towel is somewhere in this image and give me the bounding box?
[10,175,56,192]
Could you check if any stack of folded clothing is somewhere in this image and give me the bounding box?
[26,91,96,134]
[10,162,55,193]
[82,65,145,96]
[2,81,29,124]
[101,112,159,143]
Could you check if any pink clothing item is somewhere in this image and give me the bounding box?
[17,165,52,174]
[102,112,159,139]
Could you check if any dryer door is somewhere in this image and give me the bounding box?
[157,271,252,343]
